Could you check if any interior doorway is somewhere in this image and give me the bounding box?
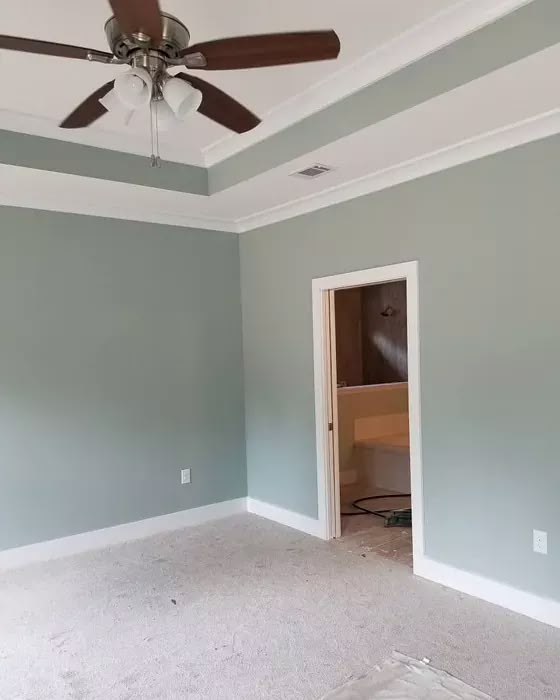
[336,280,411,564]
[312,262,424,571]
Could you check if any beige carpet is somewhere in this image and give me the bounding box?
[1,514,560,699]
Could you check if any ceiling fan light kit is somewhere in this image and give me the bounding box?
[0,0,341,166]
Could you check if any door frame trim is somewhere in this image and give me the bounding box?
[311,260,424,565]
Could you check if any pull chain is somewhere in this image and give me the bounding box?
[149,99,161,168]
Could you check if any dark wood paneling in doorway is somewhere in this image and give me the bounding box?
[362,281,407,384]
[334,288,363,387]
[335,281,407,386]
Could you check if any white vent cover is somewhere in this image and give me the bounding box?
[291,164,333,179]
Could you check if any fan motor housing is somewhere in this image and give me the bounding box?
[105,12,190,61]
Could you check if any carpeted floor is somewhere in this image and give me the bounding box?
[1,514,559,700]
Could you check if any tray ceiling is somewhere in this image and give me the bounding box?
[0,0,454,164]
[1,0,557,236]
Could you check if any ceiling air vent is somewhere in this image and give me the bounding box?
[291,164,333,179]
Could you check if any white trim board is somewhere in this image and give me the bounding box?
[2,492,559,629]
[202,0,532,165]
[415,556,560,630]
[246,499,560,630]
[0,108,558,235]
[311,261,424,556]
[247,498,323,538]
[235,109,560,232]
[0,498,247,571]
[0,164,241,234]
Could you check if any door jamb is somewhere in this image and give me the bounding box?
[312,261,424,566]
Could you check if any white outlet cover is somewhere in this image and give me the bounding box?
[533,529,548,555]
[181,469,191,485]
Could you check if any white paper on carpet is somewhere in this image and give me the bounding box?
[319,652,495,699]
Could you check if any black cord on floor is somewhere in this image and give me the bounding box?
[341,493,411,526]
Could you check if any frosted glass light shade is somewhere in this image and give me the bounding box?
[153,99,178,131]
[99,89,134,124]
[163,78,202,120]
[114,67,152,109]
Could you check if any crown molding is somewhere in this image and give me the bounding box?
[0,169,239,233]
[202,0,532,166]
[1,109,557,235]
[236,109,560,232]
[0,198,240,233]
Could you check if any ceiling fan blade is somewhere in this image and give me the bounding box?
[108,0,163,43]
[60,81,115,129]
[0,35,112,61]
[175,73,260,134]
[181,30,340,70]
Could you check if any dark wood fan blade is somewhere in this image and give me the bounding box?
[0,35,112,61]
[175,73,260,134]
[60,81,115,129]
[108,0,163,43]
[181,30,340,70]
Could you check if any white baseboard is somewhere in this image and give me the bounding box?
[415,555,560,630]
[6,499,556,631]
[247,498,324,538]
[0,498,247,571]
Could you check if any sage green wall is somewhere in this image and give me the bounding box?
[0,131,208,195]
[241,135,560,600]
[0,208,246,550]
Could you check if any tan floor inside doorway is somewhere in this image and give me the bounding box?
[340,487,412,567]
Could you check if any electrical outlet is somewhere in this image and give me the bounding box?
[181,468,191,485]
[533,529,547,555]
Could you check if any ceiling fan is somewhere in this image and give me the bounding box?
[0,0,340,164]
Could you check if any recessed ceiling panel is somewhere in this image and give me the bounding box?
[0,0,454,163]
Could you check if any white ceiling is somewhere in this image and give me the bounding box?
[0,0,456,164]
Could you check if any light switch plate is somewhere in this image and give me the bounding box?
[181,468,191,485]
